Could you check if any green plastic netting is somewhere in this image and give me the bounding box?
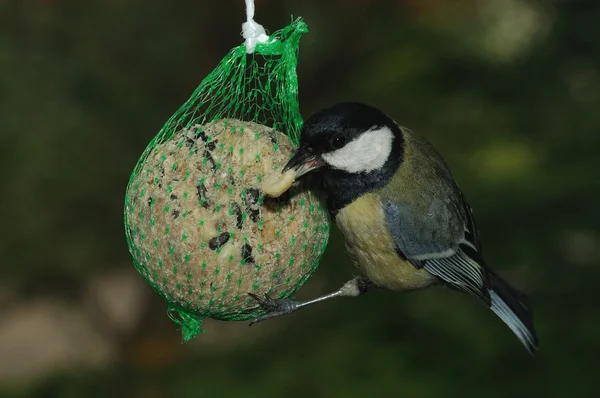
[124,18,330,341]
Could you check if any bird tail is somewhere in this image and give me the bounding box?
[487,270,539,354]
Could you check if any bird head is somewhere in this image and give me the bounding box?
[283,102,405,212]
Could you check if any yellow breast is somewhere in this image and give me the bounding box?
[335,193,436,291]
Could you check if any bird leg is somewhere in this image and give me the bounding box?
[247,277,370,326]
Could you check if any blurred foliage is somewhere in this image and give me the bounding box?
[1,0,599,397]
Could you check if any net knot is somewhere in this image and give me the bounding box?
[242,19,269,54]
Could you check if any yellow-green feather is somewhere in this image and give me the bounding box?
[335,193,436,291]
[379,126,465,248]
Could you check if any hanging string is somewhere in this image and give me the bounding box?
[242,0,270,54]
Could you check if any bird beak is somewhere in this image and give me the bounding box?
[282,147,325,179]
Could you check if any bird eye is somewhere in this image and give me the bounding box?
[330,136,346,150]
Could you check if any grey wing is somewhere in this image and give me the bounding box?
[382,198,491,303]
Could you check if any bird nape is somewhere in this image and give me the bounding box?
[250,102,539,355]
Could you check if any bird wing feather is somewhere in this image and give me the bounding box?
[378,126,490,302]
[382,196,490,303]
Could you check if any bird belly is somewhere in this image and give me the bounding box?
[335,194,436,291]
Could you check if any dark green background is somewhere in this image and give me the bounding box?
[1,0,598,397]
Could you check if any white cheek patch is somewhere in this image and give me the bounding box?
[322,126,394,173]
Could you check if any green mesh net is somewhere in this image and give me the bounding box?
[124,18,330,341]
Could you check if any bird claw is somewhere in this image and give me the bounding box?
[247,293,300,326]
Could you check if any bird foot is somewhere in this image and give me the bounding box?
[247,293,300,326]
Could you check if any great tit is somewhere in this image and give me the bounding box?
[249,102,538,354]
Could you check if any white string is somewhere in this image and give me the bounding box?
[242,0,270,54]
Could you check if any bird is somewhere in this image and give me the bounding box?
[248,102,539,354]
